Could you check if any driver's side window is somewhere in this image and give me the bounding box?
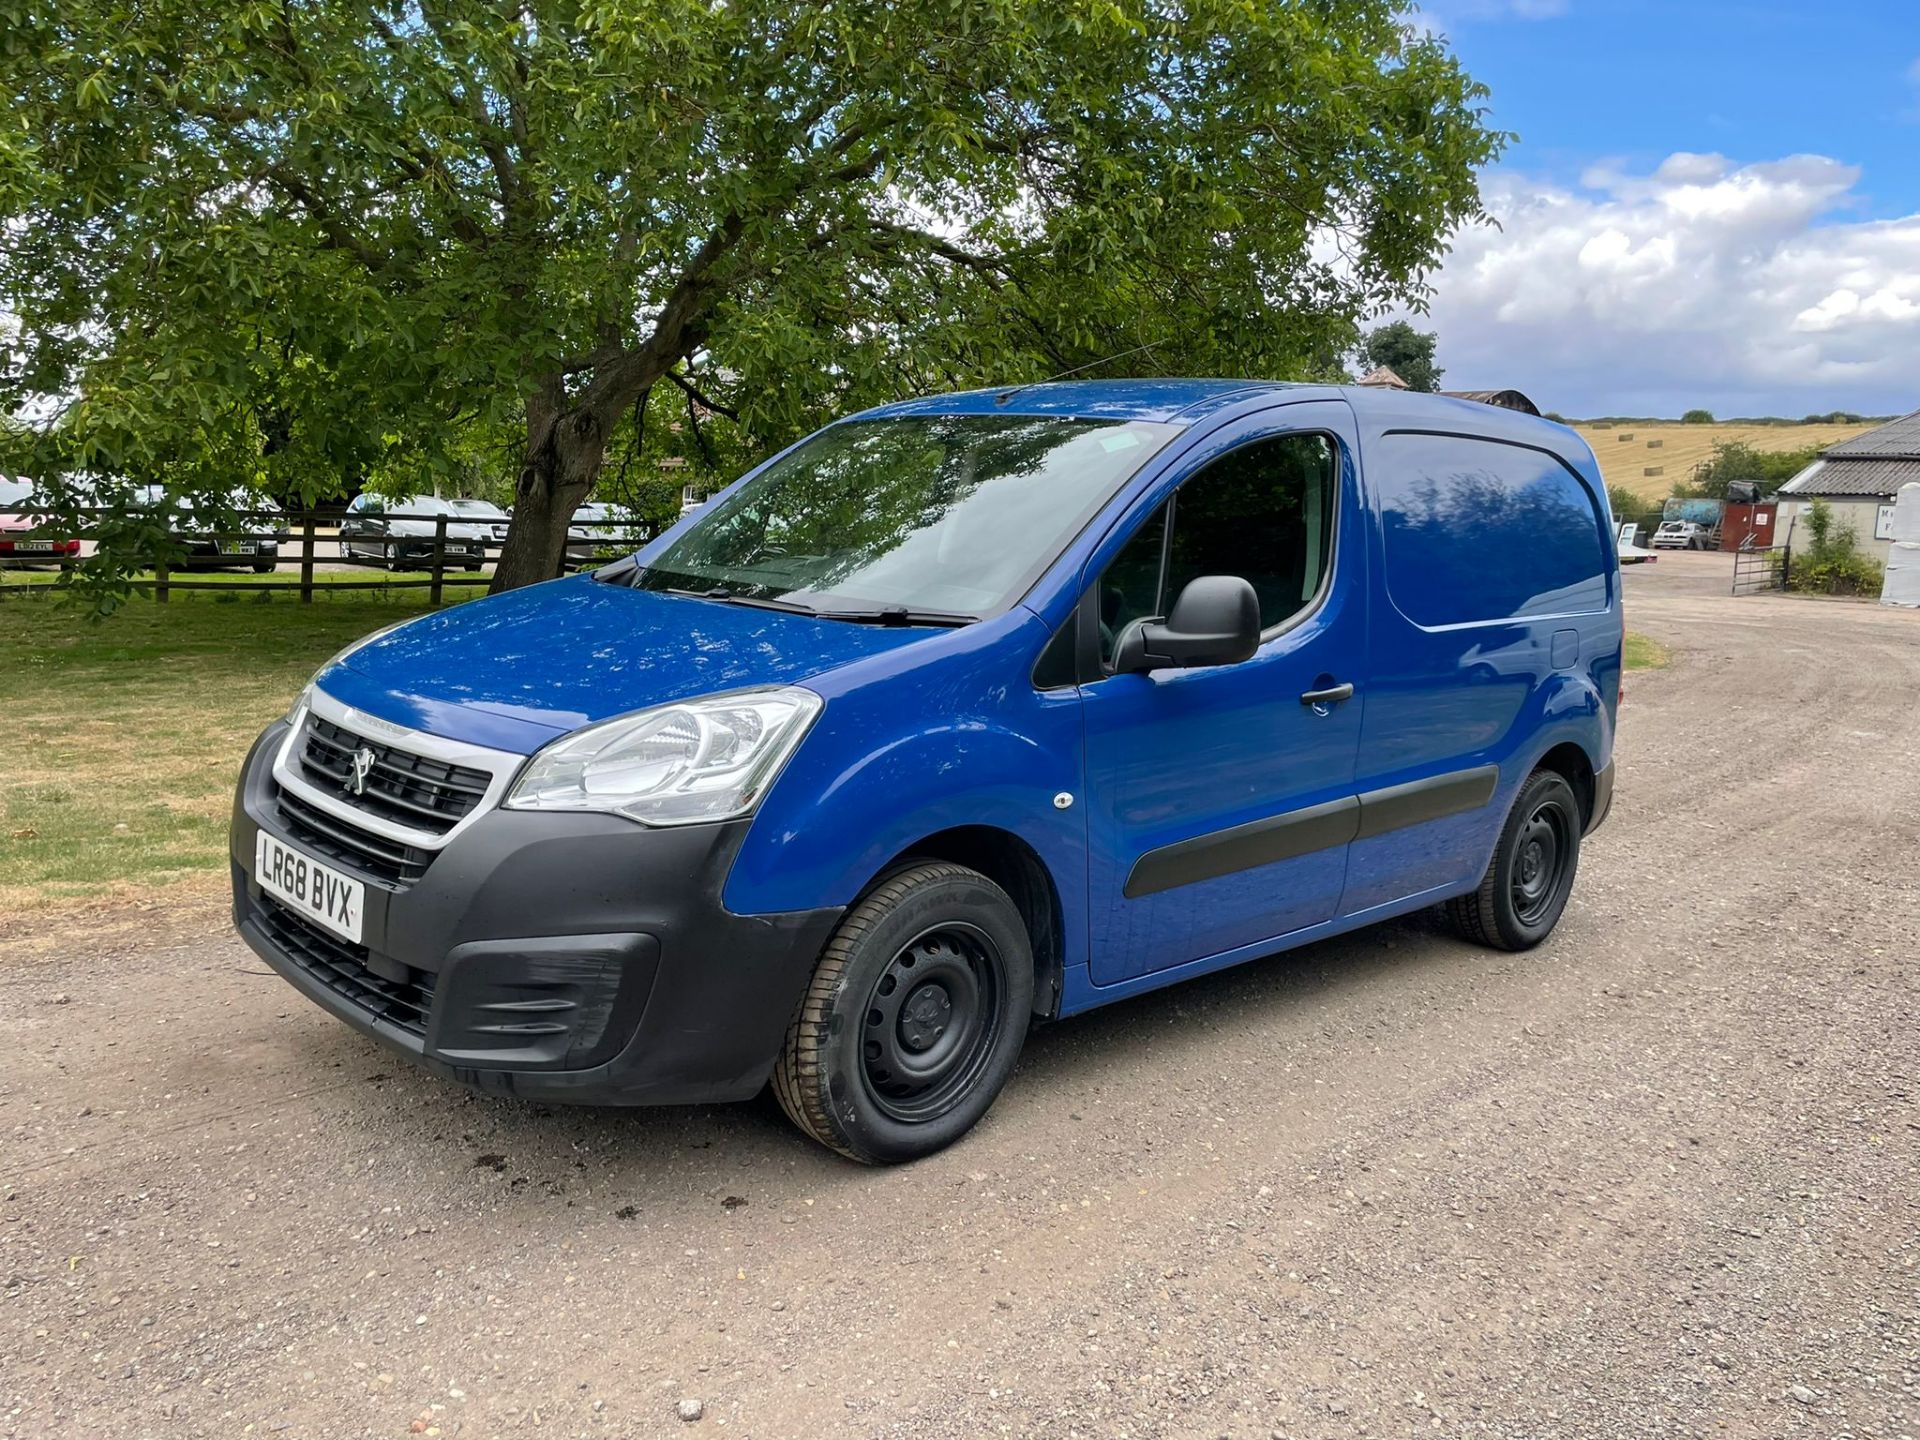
[1094,432,1337,668]
[1096,504,1168,667]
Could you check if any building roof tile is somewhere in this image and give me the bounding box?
[1777,456,1920,498]
[1824,409,1920,459]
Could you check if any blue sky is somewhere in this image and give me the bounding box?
[1411,1,1920,416]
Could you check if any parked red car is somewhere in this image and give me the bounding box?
[0,479,80,561]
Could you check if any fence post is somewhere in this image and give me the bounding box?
[300,513,316,603]
[430,514,446,607]
[155,551,170,604]
[1780,545,1791,591]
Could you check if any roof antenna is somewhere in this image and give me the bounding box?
[995,341,1163,405]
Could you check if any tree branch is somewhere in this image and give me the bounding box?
[864,221,1015,282]
[258,165,390,272]
[682,384,717,466]
[372,5,525,223]
[664,368,738,422]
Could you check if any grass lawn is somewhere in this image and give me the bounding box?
[1624,631,1671,670]
[1,590,466,915]
[2,592,1681,917]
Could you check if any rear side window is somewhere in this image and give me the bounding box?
[1375,433,1607,627]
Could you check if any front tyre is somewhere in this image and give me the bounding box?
[1448,768,1583,951]
[773,862,1033,1164]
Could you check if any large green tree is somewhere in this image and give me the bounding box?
[2,0,1505,595]
[1357,320,1442,392]
[1674,440,1823,501]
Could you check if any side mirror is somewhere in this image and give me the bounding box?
[1113,575,1262,674]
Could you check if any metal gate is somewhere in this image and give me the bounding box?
[1731,544,1789,596]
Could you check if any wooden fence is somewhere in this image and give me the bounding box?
[0,508,657,603]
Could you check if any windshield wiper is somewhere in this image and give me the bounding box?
[664,585,820,617]
[813,605,978,628]
[652,578,971,626]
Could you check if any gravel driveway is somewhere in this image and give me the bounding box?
[4,551,1917,1439]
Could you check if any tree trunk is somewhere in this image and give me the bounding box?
[490,384,623,594]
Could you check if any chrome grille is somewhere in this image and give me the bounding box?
[276,789,432,886]
[299,715,490,835]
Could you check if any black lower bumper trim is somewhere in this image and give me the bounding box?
[231,724,844,1105]
[1585,759,1615,835]
[255,894,433,1035]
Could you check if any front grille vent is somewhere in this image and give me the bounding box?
[276,790,432,886]
[258,897,434,1037]
[299,715,490,835]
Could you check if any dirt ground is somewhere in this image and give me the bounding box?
[4,550,1917,1439]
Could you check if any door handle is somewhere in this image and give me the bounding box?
[1299,682,1355,707]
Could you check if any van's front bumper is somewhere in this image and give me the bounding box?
[229,723,843,1105]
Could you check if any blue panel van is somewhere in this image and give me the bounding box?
[230,381,1621,1163]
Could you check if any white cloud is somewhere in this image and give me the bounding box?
[1405,0,1565,41]
[1447,0,1568,17]
[1424,152,1920,415]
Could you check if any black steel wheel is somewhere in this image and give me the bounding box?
[1448,768,1583,951]
[774,862,1033,1164]
[858,921,1006,1124]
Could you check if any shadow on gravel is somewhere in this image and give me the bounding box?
[1015,907,1465,1087]
[274,905,1473,1209]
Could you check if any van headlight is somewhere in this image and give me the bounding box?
[504,686,823,826]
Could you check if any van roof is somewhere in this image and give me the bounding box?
[857,379,1574,434]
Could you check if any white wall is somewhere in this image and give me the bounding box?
[1776,497,1892,562]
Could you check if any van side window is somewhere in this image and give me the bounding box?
[1093,432,1337,667]
[1166,434,1335,629]
[1376,433,1607,627]
[1096,503,1168,665]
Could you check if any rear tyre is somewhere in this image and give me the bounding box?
[251,558,275,574]
[1448,769,1582,951]
[773,862,1033,1164]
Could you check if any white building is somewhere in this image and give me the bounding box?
[1776,410,1920,562]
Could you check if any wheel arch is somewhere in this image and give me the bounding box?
[1532,739,1597,825]
[869,825,1066,1021]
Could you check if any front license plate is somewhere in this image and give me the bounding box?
[255,830,364,943]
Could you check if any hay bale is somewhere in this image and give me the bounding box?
[1618,432,1636,441]
[1643,465,1664,477]
[1646,438,1664,449]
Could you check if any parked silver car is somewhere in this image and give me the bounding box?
[569,500,649,562]
[447,497,511,547]
[339,494,490,570]
[1650,520,1710,551]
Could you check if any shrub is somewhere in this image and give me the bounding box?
[1786,499,1884,596]
[1789,550,1883,595]
[1681,408,1714,424]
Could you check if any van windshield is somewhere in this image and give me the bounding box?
[635,414,1181,617]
